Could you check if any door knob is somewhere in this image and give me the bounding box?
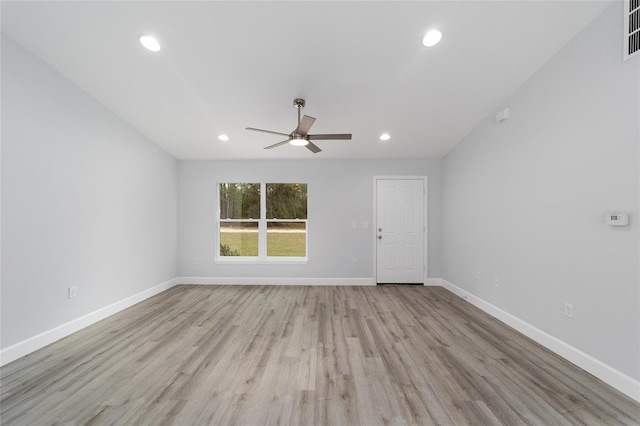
[378,235,382,239]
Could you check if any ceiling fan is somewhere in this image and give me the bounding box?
[246,98,352,153]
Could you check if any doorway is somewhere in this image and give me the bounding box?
[374,177,427,285]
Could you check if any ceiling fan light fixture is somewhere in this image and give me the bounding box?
[139,35,161,52]
[380,133,391,141]
[218,134,229,142]
[289,136,309,146]
[422,30,442,47]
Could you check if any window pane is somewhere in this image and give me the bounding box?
[219,183,260,219]
[266,183,307,219]
[220,221,258,256]
[267,222,306,257]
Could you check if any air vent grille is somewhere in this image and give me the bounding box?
[624,0,640,60]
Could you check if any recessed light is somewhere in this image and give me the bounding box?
[139,35,161,52]
[422,30,442,47]
[218,134,229,142]
[380,133,391,141]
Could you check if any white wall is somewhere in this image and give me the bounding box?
[442,2,639,383]
[178,159,441,280]
[1,36,178,351]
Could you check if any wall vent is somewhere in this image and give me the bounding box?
[624,0,640,60]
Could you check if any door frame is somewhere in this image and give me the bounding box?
[372,176,428,285]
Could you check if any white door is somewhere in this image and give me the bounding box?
[376,179,425,284]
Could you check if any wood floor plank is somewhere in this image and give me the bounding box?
[1,285,638,425]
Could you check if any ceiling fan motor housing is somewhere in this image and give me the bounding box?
[293,98,305,109]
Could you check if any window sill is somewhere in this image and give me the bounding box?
[215,257,308,265]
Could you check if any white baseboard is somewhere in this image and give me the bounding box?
[440,279,640,403]
[177,277,442,286]
[0,278,178,366]
[176,276,375,286]
[425,278,442,286]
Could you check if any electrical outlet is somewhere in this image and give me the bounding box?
[68,286,77,299]
[475,270,481,280]
[352,258,357,265]
[564,302,574,319]
[494,278,500,288]
[192,257,197,265]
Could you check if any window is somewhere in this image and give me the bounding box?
[218,183,260,257]
[218,183,307,261]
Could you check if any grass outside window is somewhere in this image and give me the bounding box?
[220,231,306,257]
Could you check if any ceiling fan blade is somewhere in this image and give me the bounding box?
[294,115,316,136]
[307,134,352,140]
[263,139,291,150]
[246,127,290,137]
[305,141,322,153]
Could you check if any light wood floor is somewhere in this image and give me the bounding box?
[1,285,638,425]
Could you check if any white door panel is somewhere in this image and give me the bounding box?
[376,179,424,284]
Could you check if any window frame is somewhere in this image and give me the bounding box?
[216,182,308,264]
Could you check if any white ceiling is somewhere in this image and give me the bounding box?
[1,1,611,160]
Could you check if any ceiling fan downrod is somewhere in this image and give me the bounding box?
[293,98,305,126]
